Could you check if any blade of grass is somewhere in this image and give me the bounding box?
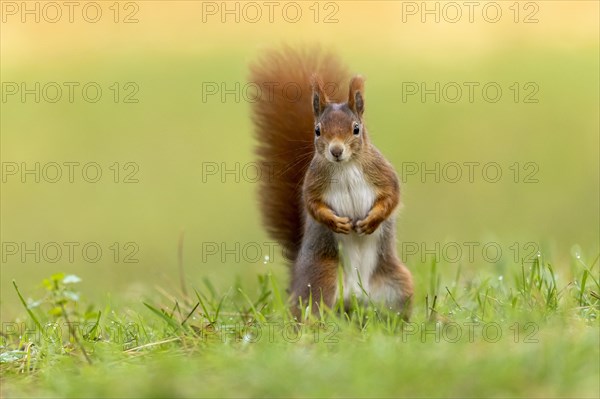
[143,302,183,332]
[237,288,266,323]
[268,272,286,315]
[194,288,214,324]
[181,302,200,326]
[579,270,589,306]
[86,311,102,340]
[337,264,344,314]
[445,286,462,310]
[12,280,42,331]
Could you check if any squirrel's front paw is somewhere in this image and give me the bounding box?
[355,214,383,235]
[329,215,353,234]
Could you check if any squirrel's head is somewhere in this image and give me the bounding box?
[311,75,366,164]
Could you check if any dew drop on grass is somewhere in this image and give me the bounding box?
[498,275,503,281]
[263,255,270,264]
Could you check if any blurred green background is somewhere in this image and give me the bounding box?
[1,1,598,321]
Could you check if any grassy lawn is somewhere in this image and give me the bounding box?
[1,252,598,397]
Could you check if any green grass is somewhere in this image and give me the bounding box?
[1,252,598,398]
[1,3,598,396]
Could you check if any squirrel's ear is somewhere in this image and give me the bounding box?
[311,74,328,118]
[348,76,365,117]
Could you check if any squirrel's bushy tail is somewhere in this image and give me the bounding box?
[249,46,348,261]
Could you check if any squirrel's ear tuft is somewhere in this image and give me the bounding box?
[311,74,328,119]
[348,75,365,117]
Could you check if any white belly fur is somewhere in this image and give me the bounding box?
[323,162,383,300]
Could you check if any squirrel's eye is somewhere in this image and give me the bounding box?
[353,123,360,135]
[315,124,321,137]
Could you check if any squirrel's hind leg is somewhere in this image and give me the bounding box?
[371,255,414,321]
[290,220,339,319]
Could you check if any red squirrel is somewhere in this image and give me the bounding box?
[250,47,413,319]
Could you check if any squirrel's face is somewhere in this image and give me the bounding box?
[312,75,366,164]
[314,106,363,163]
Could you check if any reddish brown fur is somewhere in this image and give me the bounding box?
[249,47,413,319]
[249,46,349,260]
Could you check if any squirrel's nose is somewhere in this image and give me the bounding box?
[329,145,344,159]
